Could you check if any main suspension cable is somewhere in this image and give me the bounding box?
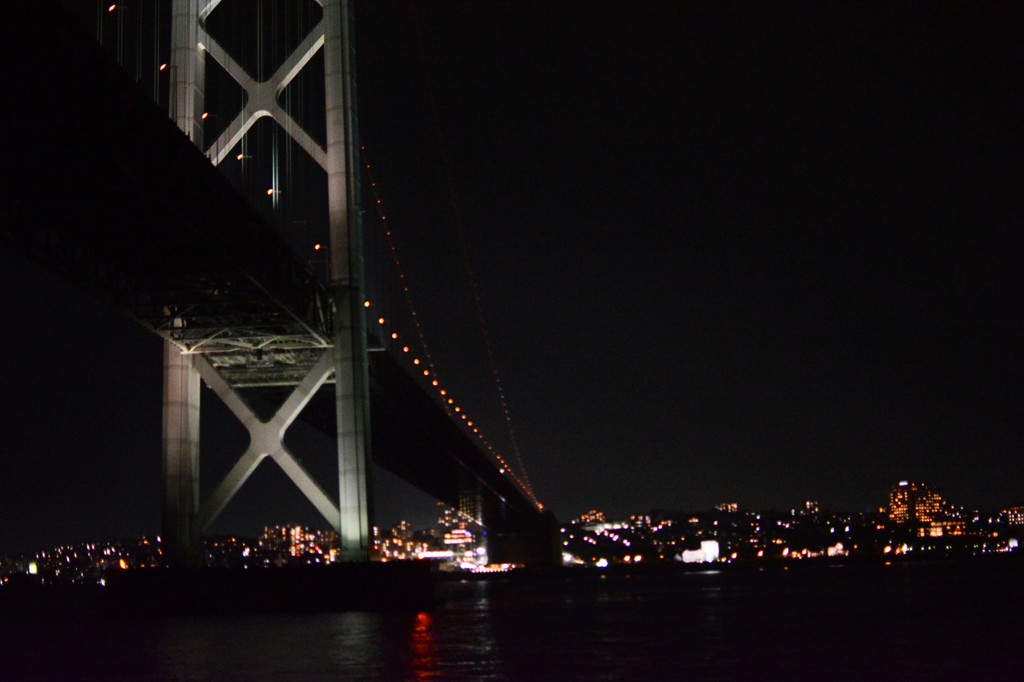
[407,4,536,500]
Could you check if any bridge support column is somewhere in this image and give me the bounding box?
[161,341,200,569]
[161,0,374,561]
[161,0,205,571]
[333,290,373,561]
[170,0,205,145]
[326,0,373,561]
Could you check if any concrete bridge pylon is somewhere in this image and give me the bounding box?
[160,0,370,567]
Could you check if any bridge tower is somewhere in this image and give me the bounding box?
[162,0,371,566]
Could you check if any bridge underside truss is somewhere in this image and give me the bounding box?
[4,9,331,388]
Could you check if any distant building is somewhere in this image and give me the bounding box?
[888,481,945,530]
[392,520,414,542]
[678,539,720,564]
[1004,505,1024,526]
[789,500,820,518]
[437,503,478,531]
[258,525,337,565]
[574,510,606,525]
[376,521,429,561]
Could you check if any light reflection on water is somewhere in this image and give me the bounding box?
[409,611,437,679]
[3,561,1022,680]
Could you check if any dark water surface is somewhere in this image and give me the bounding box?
[4,560,1022,680]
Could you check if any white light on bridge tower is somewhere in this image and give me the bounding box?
[161,0,372,566]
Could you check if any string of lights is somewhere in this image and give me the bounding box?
[359,145,541,509]
[364,296,537,505]
[359,145,443,404]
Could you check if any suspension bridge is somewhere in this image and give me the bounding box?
[1,1,556,570]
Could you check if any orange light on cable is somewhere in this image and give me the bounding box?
[377,317,385,325]
[108,4,117,12]
[402,346,410,353]
[391,332,399,340]
[454,406,461,413]
[201,112,209,120]
[266,188,274,196]
[314,243,321,251]
[364,300,371,308]
[159,63,168,71]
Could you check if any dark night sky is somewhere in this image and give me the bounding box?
[2,2,1023,553]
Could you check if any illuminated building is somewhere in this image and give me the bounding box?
[203,535,256,569]
[678,540,720,564]
[574,510,606,525]
[393,520,414,542]
[9,537,162,585]
[888,481,945,525]
[437,503,477,531]
[715,503,739,513]
[1004,506,1024,526]
[376,521,430,561]
[942,520,966,536]
[430,504,489,567]
[258,525,337,565]
[629,514,653,529]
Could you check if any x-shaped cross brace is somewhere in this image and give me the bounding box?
[197,7,329,169]
[193,352,340,536]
